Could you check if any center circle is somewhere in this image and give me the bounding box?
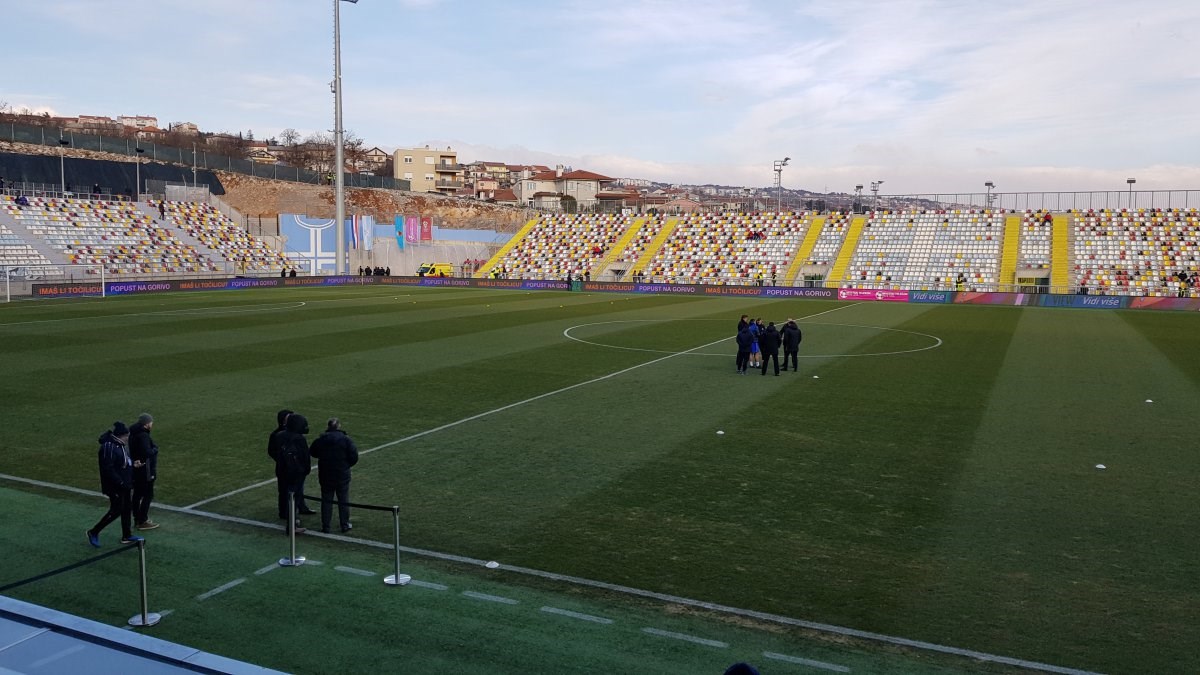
[562,319,942,358]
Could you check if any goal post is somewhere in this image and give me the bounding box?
[4,263,106,302]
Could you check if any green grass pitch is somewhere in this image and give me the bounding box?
[1,286,1198,674]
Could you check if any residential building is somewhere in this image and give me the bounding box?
[512,165,615,211]
[118,115,159,130]
[169,122,201,135]
[361,146,389,172]
[393,145,462,194]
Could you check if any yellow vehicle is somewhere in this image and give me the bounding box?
[416,262,454,277]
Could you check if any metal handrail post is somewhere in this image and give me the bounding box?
[278,492,306,567]
[127,540,162,627]
[383,506,410,586]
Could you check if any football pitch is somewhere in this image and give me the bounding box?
[1,286,1198,674]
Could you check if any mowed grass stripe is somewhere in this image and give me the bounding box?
[909,307,1200,674]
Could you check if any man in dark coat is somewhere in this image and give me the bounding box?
[759,321,782,376]
[735,324,753,374]
[129,413,159,530]
[309,418,359,533]
[87,422,143,546]
[268,409,293,520]
[780,319,802,372]
[279,413,313,531]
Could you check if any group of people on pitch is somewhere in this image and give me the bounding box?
[735,314,802,376]
[269,411,359,534]
[86,414,159,547]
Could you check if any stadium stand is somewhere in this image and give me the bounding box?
[1073,207,1200,297]
[3,195,219,275]
[159,201,290,273]
[1019,210,1054,270]
[843,210,1003,291]
[640,211,809,284]
[806,212,850,265]
[490,213,635,279]
[616,213,667,265]
[0,222,59,276]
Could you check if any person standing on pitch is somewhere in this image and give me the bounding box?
[129,413,159,530]
[780,319,802,372]
[279,413,313,532]
[309,418,359,534]
[759,321,782,376]
[735,322,753,374]
[86,422,143,546]
[268,409,294,521]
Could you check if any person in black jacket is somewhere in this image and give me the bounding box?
[268,409,294,520]
[86,422,143,546]
[279,413,314,532]
[129,413,159,530]
[735,324,753,374]
[759,322,782,376]
[309,418,359,533]
[780,319,802,372]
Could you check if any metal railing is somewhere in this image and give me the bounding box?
[869,190,1200,212]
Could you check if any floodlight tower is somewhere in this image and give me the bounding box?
[333,0,359,274]
[870,180,884,209]
[1126,177,1136,210]
[984,181,995,209]
[773,157,790,214]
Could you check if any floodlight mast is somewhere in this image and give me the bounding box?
[332,0,358,274]
[773,157,790,214]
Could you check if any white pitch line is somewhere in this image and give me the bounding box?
[195,578,245,601]
[762,651,851,672]
[183,303,860,510]
[0,471,1104,675]
[254,564,279,576]
[462,591,519,605]
[334,565,376,577]
[539,606,613,624]
[408,580,449,591]
[641,627,728,648]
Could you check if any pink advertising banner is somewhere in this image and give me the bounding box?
[404,216,420,243]
[838,288,909,302]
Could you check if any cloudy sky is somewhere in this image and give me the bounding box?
[5,0,1198,193]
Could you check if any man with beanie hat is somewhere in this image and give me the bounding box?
[279,413,313,532]
[86,422,143,546]
[309,418,359,534]
[268,409,295,521]
[129,413,159,530]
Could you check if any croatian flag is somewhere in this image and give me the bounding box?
[347,215,362,250]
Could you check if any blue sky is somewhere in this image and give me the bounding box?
[4,0,1199,193]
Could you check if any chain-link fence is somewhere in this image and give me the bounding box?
[1,120,410,192]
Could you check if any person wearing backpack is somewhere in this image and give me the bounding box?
[86,422,144,547]
[279,413,313,532]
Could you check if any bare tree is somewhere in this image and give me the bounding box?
[280,128,300,146]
